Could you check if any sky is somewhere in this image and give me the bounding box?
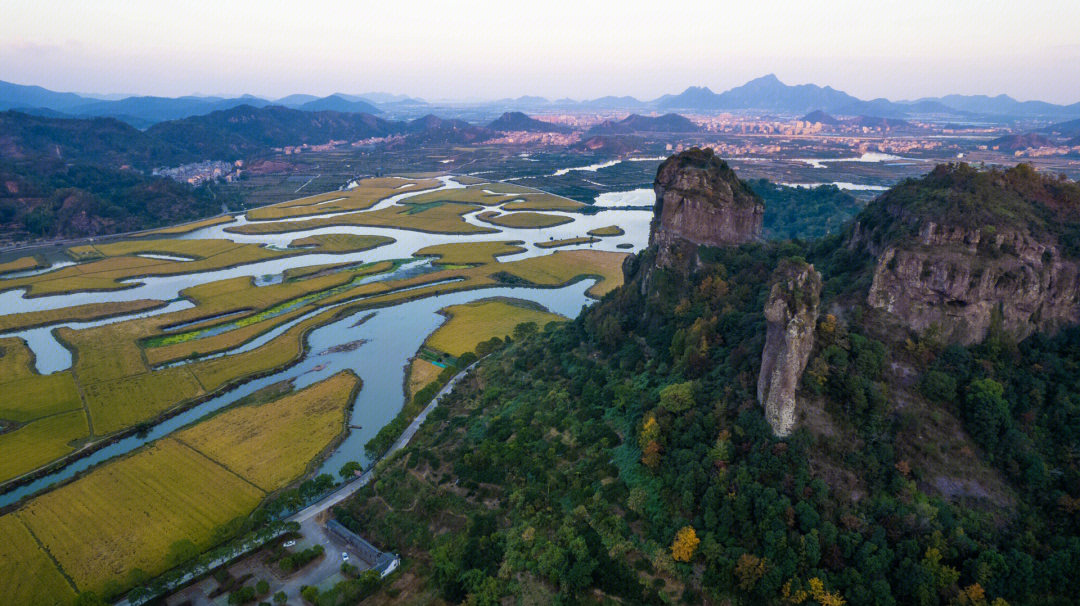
[2,0,1078,103]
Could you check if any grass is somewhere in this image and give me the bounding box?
[81,369,205,435]
[0,410,90,484]
[8,371,357,599]
[451,175,487,185]
[426,299,568,357]
[288,233,395,253]
[246,177,441,220]
[228,203,498,236]
[0,337,35,382]
[407,359,444,398]
[282,261,358,280]
[188,308,334,392]
[174,371,358,491]
[2,239,295,297]
[476,210,574,229]
[0,516,76,605]
[143,263,394,365]
[414,241,525,265]
[0,255,45,275]
[472,183,585,211]
[16,438,264,594]
[144,308,309,367]
[535,236,600,248]
[400,187,509,207]
[587,225,625,237]
[0,299,165,333]
[146,215,236,235]
[494,249,629,298]
[502,194,585,211]
[0,372,82,423]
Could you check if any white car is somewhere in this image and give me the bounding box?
[342,552,349,561]
[283,540,296,548]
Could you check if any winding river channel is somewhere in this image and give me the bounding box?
[0,175,653,508]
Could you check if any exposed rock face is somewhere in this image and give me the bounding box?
[650,148,763,268]
[849,164,1080,345]
[856,222,1080,344]
[758,259,822,437]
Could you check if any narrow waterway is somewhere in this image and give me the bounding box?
[0,279,596,507]
[0,174,651,508]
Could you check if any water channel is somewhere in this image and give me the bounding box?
[0,175,653,507]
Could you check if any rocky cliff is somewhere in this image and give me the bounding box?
[650,148,763,268]
[757,259,821,437]
[850,163,1080,345]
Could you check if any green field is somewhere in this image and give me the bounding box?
[16,438,264,593]
[476,210,575,229]
[587,225,625,236]
[7,371,358,599]
[536,236,600,248]
[227,203,497,235]
[0,410,90,483]
[146,215,236,235]
[0,516,76,605]
[0,299,165,333]
[288,233,395,253]
[0,239,299,297]
[415,240,525,265]
[426,299,568,357]
[494,249,629,298]
[0,255,45,275]
[174,371,358,491]
[245,177,441,220]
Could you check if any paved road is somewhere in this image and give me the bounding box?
[148,362,478,606]
[291,360,477,523]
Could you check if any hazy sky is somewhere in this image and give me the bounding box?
[2,0,1078,103]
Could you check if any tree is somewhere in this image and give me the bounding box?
[167,538,200,566]
[660,382,695,413]
[300,585,319,604]
[339,460,362,479]
[965,378,1010,447]
[255,579,270,595]
[734,553,767,591]
[671,526,700,562]
[273,591,288,604]
[641,440,662,469]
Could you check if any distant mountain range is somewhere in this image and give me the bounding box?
[4,74,1079,128]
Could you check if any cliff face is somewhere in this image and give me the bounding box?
[850,163,1080,345]
[857,223,1080,344]
[650,148,763,268]
[757,259,821,437]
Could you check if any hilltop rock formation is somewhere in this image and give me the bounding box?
[851,163,1080,345]
[649,148,763,268]
[757,259,821,437]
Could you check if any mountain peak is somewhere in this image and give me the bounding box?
[751,73,783,85]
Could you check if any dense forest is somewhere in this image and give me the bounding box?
[749,179,864,240]
[329,168,1080,605]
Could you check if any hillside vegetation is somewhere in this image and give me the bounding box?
[334,165,1080,605]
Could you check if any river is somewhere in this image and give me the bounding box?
[0,176,652,507]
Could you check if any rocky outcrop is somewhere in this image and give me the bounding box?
[758,259,822,437]
[849,163,1080,345]
[650,148,763,268]
[859,222,1080,344]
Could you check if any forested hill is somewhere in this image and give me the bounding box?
[331,161,1080,605]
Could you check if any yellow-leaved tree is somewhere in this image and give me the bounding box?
[670,526,700,562]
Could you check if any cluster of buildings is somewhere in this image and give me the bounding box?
[484,130,580,146]
[152,160,239,185]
